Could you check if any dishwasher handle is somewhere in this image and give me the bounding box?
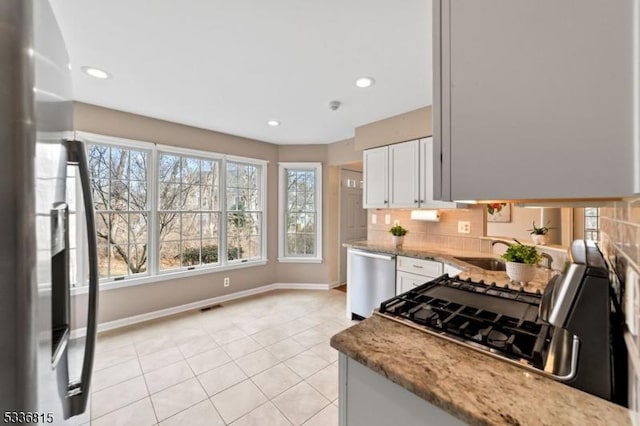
[350,250,395,261]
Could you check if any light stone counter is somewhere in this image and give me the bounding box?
[330,314,630,426]
[344,240,556,293]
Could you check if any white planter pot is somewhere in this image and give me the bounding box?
[505,262,538,284]
[391,235,405,249]
[532,234,550,245]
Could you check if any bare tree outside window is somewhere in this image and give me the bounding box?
[285,169,317,256]
[88,145,149,278]
[278,162,322,261]
[226,162,261,261]
[87,140,265,281]
[157,153,221,270]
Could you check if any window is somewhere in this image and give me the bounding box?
[157,151,221,271]
[79,133,266,287]
[278,162,322,262]
[227,161,263,261]
[584,207,600,242]
[88,143,151,280]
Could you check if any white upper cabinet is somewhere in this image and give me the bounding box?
[419,138,457,208]
[363,146,389,208]
[433,0,638,201]
[389,140,420,208]
[364,138,459,209]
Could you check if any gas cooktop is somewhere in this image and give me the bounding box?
[377,274,551,369]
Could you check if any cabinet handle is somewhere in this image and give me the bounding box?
[420,199,424,203]
[414,200,418,203]
[384,200,388,204]
[412,264,424,269]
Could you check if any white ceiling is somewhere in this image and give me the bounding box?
[49,0,431,145]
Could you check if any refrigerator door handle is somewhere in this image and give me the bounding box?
[65,139,98,416]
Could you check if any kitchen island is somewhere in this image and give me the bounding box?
[330,314,630,426]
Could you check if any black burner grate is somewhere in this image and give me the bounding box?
[379,275,550,368]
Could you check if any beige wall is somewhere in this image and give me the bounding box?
[275,145,339,285]
[327,137,361,166]
[354,106,432,150]
[73,103,338,325]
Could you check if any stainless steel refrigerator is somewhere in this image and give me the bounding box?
[1,0,98,423]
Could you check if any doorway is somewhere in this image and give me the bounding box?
[339,168,367,284]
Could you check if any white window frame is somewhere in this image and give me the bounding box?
[80,133,155,283]
[278,162,323,263]
[156,145,224,274]
[72,132,268,293]
[225,157,267,264]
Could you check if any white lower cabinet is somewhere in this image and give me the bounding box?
[444,263,463,276]
[396,256,442,295]
[339,354,464,426]
[396,271,431,294]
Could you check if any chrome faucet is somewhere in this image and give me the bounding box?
[540,253,553,269]
[490,240,512,249]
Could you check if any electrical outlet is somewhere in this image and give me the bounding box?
[371,214,377,225]
[224,277,230,287]
[385,214,391,225]
[457,221,471,234]
[393,220,400,226]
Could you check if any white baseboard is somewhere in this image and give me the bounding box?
[70,281,339,339]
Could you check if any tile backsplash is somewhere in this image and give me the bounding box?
[367,206,485,250]
[600,200,640,423]
[367,205,567,271]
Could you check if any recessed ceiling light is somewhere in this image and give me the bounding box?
[355,76,375,88]
[267,120,280,127]
[81,66,111,79]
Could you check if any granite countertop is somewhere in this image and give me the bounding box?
[344,240,557,293]
[330,314,630,426]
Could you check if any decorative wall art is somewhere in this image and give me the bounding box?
[486,203,511,223]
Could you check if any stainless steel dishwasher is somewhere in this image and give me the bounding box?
[348,248,396,319]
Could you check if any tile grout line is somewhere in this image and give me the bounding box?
[136,349,159,425]
[91,290,345,425]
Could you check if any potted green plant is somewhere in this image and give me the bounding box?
[501,243,541,284]
[527,220,555,245]
[389,225,408,249]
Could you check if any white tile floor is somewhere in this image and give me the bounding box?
[89,289,351,425]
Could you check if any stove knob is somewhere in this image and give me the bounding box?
[490,282,497,286]
[503,284,509,288]
[518,286,524,292]
[479,280,485,284]
[536,290,542,295]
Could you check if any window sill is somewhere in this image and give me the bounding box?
[277,257,323,264]
[70,259,268,295]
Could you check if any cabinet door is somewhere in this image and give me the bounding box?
[396,271,434,295]
[363,147,388,208]
[397,256,443,276]
[389,140,420,208]
[434,0,636,201]
[419,138,457,208]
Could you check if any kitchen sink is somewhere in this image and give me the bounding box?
[453,256,506,271]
